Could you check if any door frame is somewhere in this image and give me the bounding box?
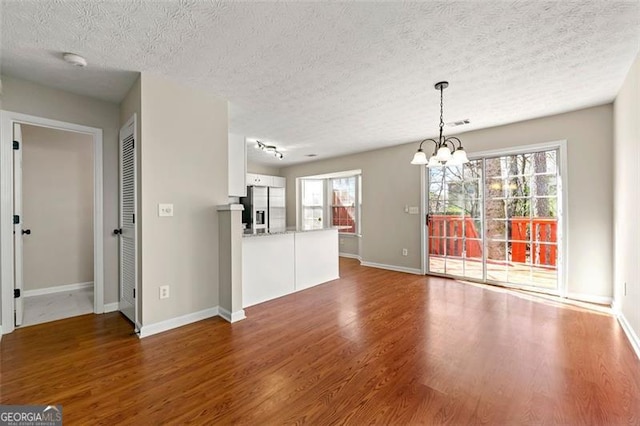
[421,140,569,298]
[1,110,104,334]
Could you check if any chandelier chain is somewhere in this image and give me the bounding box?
[439,85,444,142]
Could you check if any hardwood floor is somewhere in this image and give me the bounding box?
[2,258,639,424]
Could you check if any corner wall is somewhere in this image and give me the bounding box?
[280,104,614,300]
[613,53,640,355]
[139,73,228,326]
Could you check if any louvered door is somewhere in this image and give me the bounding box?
[118,115,137,325]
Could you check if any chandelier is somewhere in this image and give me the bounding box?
[410,81,469,167]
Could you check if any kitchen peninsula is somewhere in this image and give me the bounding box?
[242,227,340,308]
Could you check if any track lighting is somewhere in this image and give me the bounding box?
[256,140,284,160]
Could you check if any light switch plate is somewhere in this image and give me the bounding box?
[158,203,174,217]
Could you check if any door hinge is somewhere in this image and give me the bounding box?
[14,288,20,298]
[13,215,20,224]
[132,214,135,224]
[13,141,19,150]
[133,288,136,298]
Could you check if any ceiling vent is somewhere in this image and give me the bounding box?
[447,119,470,127]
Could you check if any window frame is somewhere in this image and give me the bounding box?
[297,171,362,235]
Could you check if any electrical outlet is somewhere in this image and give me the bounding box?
[408,206,419,214]
[159,285,170,299]
[402,248,408,256]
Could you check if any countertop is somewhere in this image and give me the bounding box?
[243,226,349,238]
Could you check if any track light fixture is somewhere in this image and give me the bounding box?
[411,81,469,167]
[256,140,284,160]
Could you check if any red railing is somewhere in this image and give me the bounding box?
[511,217,557,266]
[331,191,356,233]
[428,215,482,257]
[428,215,557,267]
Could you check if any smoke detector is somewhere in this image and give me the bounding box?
[62,53,88,67]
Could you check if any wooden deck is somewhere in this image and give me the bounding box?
[429,256,557,289]
[1,258,639,424]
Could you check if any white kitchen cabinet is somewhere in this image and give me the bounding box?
[247,173,264,186]
[246,173,284,187]
[228,134,247,197]
[271,176,286,188]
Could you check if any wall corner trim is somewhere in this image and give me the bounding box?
[565,292,613,306]
[138,307,219,338]
[360,261,422,275]
[218,307,246,323]
[339,253,362,261]
[103,302,119,313]
[613,301,640,361]
[24,282,94,298]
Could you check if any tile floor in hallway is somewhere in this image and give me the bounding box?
[21,287,94,327]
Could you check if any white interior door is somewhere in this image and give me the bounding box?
[13,123,24,326]
[118,116,137,325]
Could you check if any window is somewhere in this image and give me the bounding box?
[298,171,361,234]
[330,176,358,233]
[301,179,324,230]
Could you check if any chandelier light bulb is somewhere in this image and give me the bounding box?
[411,149,428,165]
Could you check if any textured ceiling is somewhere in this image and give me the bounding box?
[1,1,639,166]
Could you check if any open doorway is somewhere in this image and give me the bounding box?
[18,124,94,327]
[1,111,104,334]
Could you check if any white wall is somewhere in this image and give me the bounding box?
[1,74,120,304]
[247,161,280,176]
[138,73,228,326]
[614,54,640,345]
[339,235,360,257]
[281,104,614,299]
[22,125,93,290]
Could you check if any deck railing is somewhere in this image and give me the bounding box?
[428,215,557,267]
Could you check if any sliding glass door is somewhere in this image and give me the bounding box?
[427,160,483,280]
[426,147,561,292]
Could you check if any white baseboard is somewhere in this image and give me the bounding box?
[360,261,422,275]
[138,307,219,338]
[565,292,612,306]
[339,252,362,261]
[612,302,640,361]
[103,302,119,313]
[218,307,246,323]
[24,281,93,297]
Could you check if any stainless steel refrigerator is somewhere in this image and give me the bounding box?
[268,187,286,229]
[241,186,268,230]
[241,186,286,230]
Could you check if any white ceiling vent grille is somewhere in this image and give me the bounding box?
[447,119,470,127]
